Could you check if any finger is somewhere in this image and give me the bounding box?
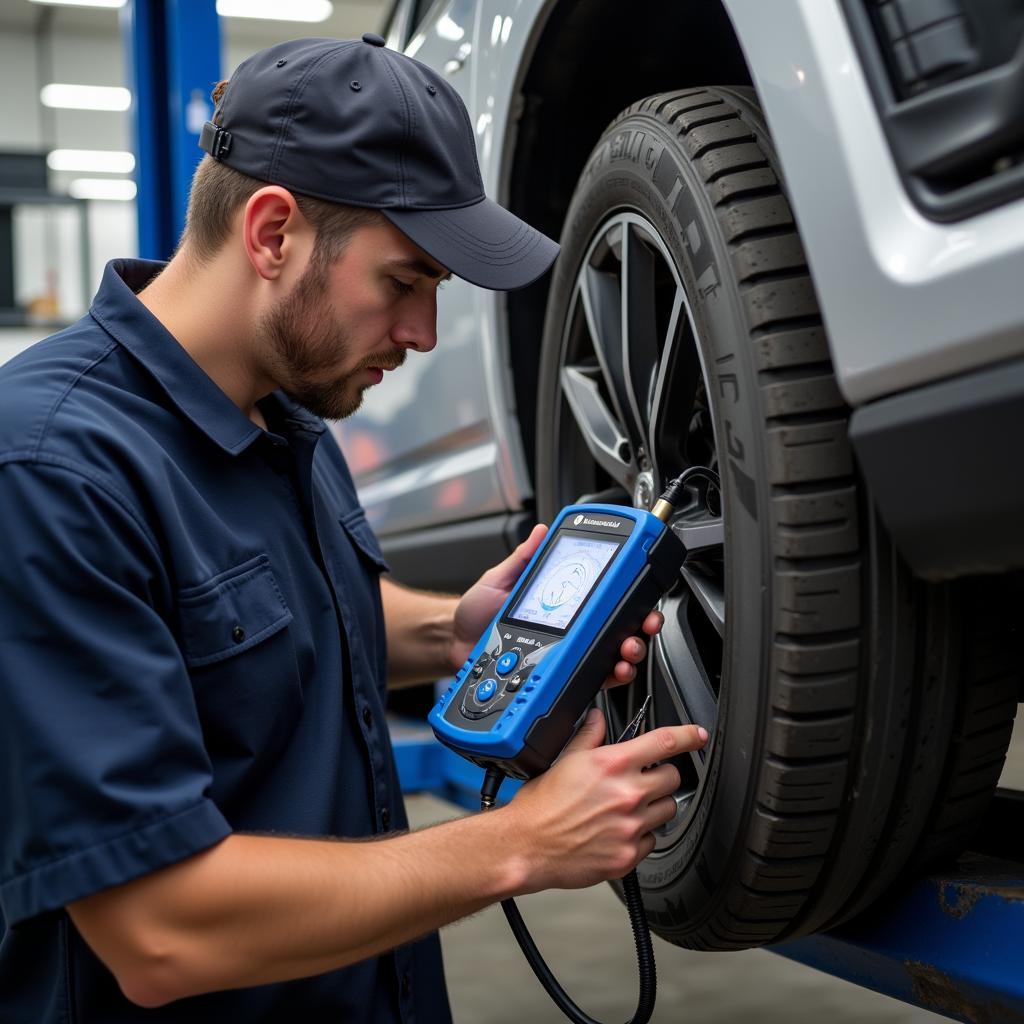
[638,762,681,800]
[639,794,679,833]
[641,610,664,637]
[635,832,657,867]
[611,660,637,684]
[620,724,708,767]
[601,664,643,689]
[601,669,631,690]
[562,707,606,753]
[483,523,548,590]
[618,635,646,664]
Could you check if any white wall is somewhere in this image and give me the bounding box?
[0,1,384,355]
[1,22,135,331]
[0,25,130,154]
[0,27,44,149]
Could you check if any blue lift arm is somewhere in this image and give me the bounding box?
[775,847,1024,1022]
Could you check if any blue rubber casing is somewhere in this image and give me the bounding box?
[428,504,683,779]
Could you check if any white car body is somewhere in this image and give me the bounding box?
[337,0,1024,581]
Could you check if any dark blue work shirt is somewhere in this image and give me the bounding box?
[0,260,452,1023]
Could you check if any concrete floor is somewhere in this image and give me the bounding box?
[407,715,1022,1023]
[406,794,949,1024]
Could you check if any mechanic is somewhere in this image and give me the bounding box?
[0,36,707,1023]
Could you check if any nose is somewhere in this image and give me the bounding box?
[391,290,438,353]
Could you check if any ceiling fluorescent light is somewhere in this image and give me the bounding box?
[30,0,126,8]
[68,178,137,201]
[41,84,131,111]
[215,0,333,22]
[48,149,135,174]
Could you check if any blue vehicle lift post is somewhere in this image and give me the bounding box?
[122,0,220,261]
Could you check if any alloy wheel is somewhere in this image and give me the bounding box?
[552,212,726,850]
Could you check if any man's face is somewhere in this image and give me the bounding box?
[257,221,450,420]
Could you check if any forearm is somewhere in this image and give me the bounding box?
[69,715,707,1009]
[380,576,459,686]
[69,808,527,1008]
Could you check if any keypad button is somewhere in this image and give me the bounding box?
[475,679,497,702]
[495,651,520,676]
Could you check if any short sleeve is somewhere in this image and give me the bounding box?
[0,459,230,926]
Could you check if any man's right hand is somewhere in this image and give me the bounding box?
[500,707,708,894]
[66,707,707,1007]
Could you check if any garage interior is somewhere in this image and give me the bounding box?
[1,1,1021,1022]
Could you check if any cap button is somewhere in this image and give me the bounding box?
[362,32,386,46]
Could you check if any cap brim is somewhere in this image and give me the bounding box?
[382,197,559,291]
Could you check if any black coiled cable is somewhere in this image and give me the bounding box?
[481,770,656,1024]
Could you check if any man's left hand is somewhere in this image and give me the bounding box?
[450,523,664,685]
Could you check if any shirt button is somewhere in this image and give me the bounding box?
[380,806,390,829]
[232,625,246,643]
[401,972,411,998]
[362,706,373,728]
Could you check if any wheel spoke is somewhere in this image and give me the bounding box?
[580,263,641,455]
[622,225,661,446]
[672,514,725,554]
[647,286,699,488]
[654,594,717,758]
[679,562,725,637]
[575,485,630,506]
[560,364,633,492]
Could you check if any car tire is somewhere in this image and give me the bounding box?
[534,87,1019,948]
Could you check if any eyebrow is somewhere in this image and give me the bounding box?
[384,257,453,283]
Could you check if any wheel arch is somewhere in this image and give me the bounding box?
[503,0,753,490]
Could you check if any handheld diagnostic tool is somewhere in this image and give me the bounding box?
[429,502,685,779]
[428,471,712,1024]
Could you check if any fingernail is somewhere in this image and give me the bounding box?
[697,726,709,742]
[587,708,602,723]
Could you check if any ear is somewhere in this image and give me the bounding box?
[241,186,309,281]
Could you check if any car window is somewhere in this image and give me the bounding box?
[406,0,476,56]
[411,0,437,38]
[382,0,412,51]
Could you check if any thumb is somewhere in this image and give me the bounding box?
[563,707,607,754]
[485,523,548,590]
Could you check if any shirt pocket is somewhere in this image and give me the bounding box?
[177,555,303,770]
[338,508,390,574]
[337,508,390,694]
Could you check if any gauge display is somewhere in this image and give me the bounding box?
[508,534,620,631]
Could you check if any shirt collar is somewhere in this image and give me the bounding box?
[89,259,323,455]
[264,389,327,437]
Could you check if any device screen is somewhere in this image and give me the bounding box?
[508,533,620,632]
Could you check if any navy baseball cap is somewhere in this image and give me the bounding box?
[198,34,559,291]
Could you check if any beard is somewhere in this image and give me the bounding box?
[257,257,405,421]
